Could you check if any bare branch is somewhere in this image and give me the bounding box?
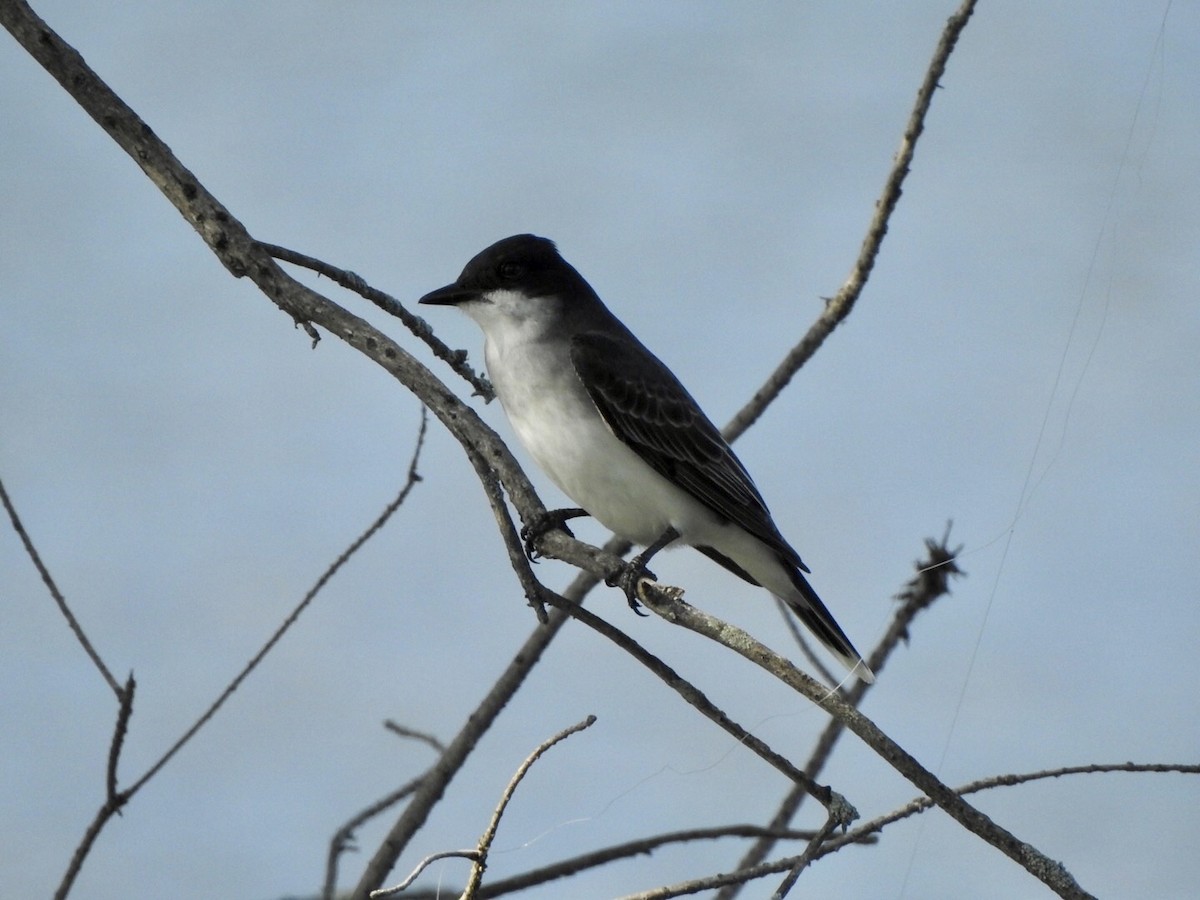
[104,674,135,802]
[957,761,1200,792]
[325,775,430,900]
[57,409,434,898]
[1,476,122,697]
[771,813,839,899]
[367,718,597,899]
[398,825,862,900]
[462,443,552,623]
[383,721,448,755]
[56,803,122,900]
[723,0,979,443]
[815,762,1200,862]
[353,611,570,897]
[609,758,1188,900]
[54,673,137,900]
[125,406,428,799]
[327,720,449,900]
[370,849,482,898]
[459,716,597,900]
[614,853,808,900]
[262,242,494,400]
[348,542,631,900]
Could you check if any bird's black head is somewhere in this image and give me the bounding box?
[419,234,589,307]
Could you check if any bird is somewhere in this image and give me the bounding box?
[419,234,874,684]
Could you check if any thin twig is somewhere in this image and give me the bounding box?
[55,673,138,900]
[324,775,430,900]
[613,851,813,900]
[366,718,598,899]
[261,242,494,400]
[125,406,428,798]
[464,443,551,623]
[370,849,482,898]
[610,759,1189,900]
[56,801,122,900]
[324,720,446,897]
[352,613,570,898]
[771,813,838,899]
[105,674,136,801]
[384,721,448,754]
[459,716,598,900]
[813,762,1200,861]
[1,477,122,697]
[723,0,979,443]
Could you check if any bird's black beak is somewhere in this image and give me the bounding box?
[419,282,479,306]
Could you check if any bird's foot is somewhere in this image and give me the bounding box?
[520,507,589,560]
[605,527,679,616]
[606,555,657,617]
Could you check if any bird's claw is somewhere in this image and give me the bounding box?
[520,508,584,561]
[607,560,656,616]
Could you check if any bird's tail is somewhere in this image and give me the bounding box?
[781,570,875,685]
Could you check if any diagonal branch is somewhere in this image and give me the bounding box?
[362,714,601,900]
[124,407,428,799]
[1,476,122,697]
[771,813,840,900]
[457,716,597,900]
[723,0,978,443]
[43,407,428,899]
[324,774,430,900]
[324,724,448,900]
[262,242,494,400]
[587,758,1200,900]
[0,0,544,532]
[609,756,1197,900]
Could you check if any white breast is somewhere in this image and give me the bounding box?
[471,289,732,549]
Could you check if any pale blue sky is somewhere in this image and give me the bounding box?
[3,3,1198,898]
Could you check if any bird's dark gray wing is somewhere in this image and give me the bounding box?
[571,330,809,574]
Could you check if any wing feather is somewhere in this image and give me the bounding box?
[571,331,808,573]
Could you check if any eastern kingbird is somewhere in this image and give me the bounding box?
[420,234,873,684]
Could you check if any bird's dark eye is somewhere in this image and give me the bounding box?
[498,261,524,281]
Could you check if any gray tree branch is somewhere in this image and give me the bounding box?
[723,0,978,442]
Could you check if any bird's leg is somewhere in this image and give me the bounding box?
[521,507,590,560]
[609,526,680,614]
